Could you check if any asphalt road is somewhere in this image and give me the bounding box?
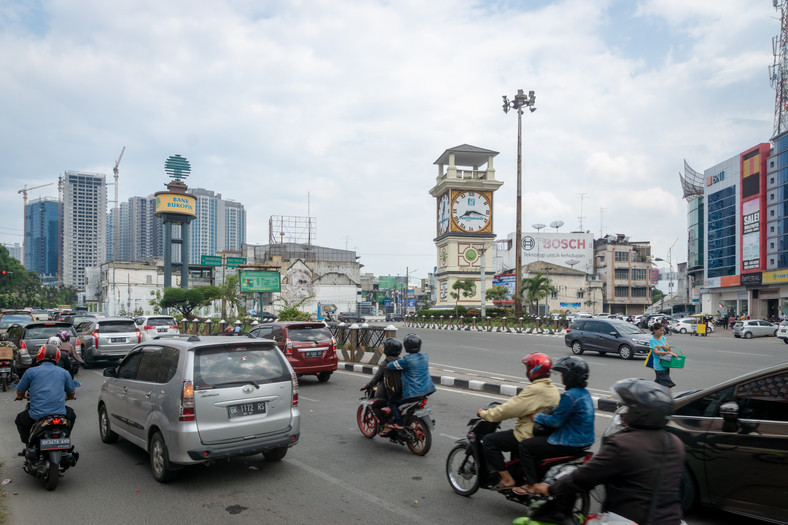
[0,327,781,525]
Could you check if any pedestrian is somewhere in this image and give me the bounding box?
[648,322,678,392]
[729,315,735,330]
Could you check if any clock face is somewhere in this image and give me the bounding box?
[438,194,450,234]
[452,191,491,232]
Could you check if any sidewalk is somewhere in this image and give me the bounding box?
[337,353,619,413]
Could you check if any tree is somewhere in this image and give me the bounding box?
[0,245,77,308]
[275,296,312,321]
[520,272,556,316]
[218,274,244,320]
[486,285,510,305]
[149,290,162,315]
[449,279,476,315]
[159,286,220,319]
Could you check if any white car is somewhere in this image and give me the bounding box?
[133,315,180,341]
[672,318,698,334]
[778,321,788,343]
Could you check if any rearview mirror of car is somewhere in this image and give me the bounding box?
[103,367,118,378]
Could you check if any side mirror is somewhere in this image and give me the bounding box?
[720,402,739,422]
[610,331,619,337]
[103,367,118,378]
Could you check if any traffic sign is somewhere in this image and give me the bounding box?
[201,255,222,267]
[226,257,247,267]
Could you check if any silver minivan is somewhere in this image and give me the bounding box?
[75,317,140,366]
[97,336,300,481]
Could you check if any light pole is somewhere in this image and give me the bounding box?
[503,89,536,319]
[532,223,546,262]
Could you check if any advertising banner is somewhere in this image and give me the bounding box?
[492,274,517,298]
[516,232,594,272]
[742,198,760,271]
[239,271,281,292]
[154,192,196,217]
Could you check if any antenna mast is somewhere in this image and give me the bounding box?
[771,0,788,136]
[576,193,588,231]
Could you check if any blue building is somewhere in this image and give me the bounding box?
[24,197,60,283]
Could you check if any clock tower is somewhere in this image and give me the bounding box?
[430,144,502,310]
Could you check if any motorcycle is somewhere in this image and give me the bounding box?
[445,402,592,520]
[0,346,17,391]
[356,386,434,455]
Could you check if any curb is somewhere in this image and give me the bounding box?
[338,361,619,413]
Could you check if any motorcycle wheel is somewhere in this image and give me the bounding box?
[356,405,377,438]
[45,461,59,491]
[1,376,7,392]
[405,416,431,456]
[445,444,480,496]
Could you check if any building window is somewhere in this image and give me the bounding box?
[614,252,629,262]
[550,291,557,299]
[615,286,629,297]
[615,268,629,279]
[632,268,647,280]
[577,290,584,299]
[631,287,648,297]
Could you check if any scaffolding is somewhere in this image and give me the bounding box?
[269,215,316,245]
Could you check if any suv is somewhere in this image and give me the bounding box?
[248,322,337,382]
[732,319,777,339]
[337,312,366,323]
[564,319,650,360]
[0,311,36,333]
[6,321,78,374]
[75,317,141,367]
[97,335,300,481]
[134,315,180,341]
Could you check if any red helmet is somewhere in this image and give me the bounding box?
[522,353,552,381]
[36,344,61,365]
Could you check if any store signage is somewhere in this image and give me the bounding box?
[154,192,196,217]
[763,270,788,284]
[740,273,762,286]
[706,170,725,186]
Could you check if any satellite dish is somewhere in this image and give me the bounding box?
[550,220,564,229]
[532,223,546,230]
[566,259,579,268]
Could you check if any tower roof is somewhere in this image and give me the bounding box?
[433,144,499,167]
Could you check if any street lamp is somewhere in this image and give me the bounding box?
[532,223,545,262]
[503,89,536,319]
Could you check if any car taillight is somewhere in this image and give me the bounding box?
[136,329,141,343]
[285,338,293,355]
[144,325,154,330]
[92,328,99,349]
[180,380,195,421]
[331,337,336,352]
[20,339,26,351]
[171,325,178,329]
[566,328,572,333]
[291,371,298,407]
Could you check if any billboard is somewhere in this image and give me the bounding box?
[517,231,594,272]
[239,271,281,292]
[739,144,769,273]
[154,192,196,217]
[492,274,517,298]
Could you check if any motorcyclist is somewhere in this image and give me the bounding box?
[530,378,685,524]
[56,330,85,367]
[385,334,436,428]
[15,344,77,455]
[476,353,560,491]
[361,338,403,436]
[0,332,18,357]
[513,355,595,495]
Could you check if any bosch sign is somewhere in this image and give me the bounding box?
[513,231,595,272]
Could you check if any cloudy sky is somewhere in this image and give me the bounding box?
[0,0,779,281]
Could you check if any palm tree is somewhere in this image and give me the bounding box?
[521,272,556,316]
[218,274,244,320]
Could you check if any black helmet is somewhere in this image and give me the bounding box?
[382,338,403,357]
[403,333,421,353]
[552,356,589,389]
[611,378,674,429]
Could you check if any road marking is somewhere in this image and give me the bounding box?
[718,350,772,357]
[299,396,320,402]
[287,458,428,522]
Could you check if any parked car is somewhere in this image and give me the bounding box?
[258,311,277,323]
[134,315,180,341]
[732,320,777,339]
[6,321,78,374]
[564,319,651,360]
[668,361,788,522]
[97,335,300,481]
[74,317,141,367]
[672,318,698,334]
[337,312,366,323]
[777,321,788,343]
[0,310,36,334]
[386,313,405,322]
[248,321,337,382]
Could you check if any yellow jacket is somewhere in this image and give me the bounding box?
[479,377,560,441]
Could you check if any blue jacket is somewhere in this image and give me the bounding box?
[533,387,595,448]
[386,352,436,399]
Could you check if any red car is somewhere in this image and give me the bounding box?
[248,322,337,382]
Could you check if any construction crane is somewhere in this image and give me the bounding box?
[112,146,125,261]
[18,182,55,267]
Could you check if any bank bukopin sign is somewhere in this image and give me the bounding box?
[155,192,197,217]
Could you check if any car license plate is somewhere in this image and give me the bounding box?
[111,337,126,343]
[227,401,266,418]
[40,437,71,450]
[157,328,167,332]
[304,351,321,359]
[414,407,432,418]
[0,367,10,374]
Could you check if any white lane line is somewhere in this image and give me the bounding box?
[718,351,772,357]
[299,396,320,402]
[287,458,428,522]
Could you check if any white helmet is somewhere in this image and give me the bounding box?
[47,336,62,348]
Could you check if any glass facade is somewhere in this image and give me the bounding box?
[687,197,704,271]
[707,186,737,278]
[24,198,60,278]
[768,133,788,268]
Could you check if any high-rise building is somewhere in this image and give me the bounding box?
[188,188,246,264]
[24,197,60,282]
[3,243,23,263]
[62,170,107,289]
[110,196,164,263]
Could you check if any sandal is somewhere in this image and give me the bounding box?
[511,485,534,496]
[491,482,516,491]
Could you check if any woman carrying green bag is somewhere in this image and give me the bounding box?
[649,323,678,392]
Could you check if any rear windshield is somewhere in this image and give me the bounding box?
[25,326,74,340]
[146,317,176,327]
[99,321,137,333]
[193,344,289,388]
[0,314,34,328]
[289,327,332,342]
